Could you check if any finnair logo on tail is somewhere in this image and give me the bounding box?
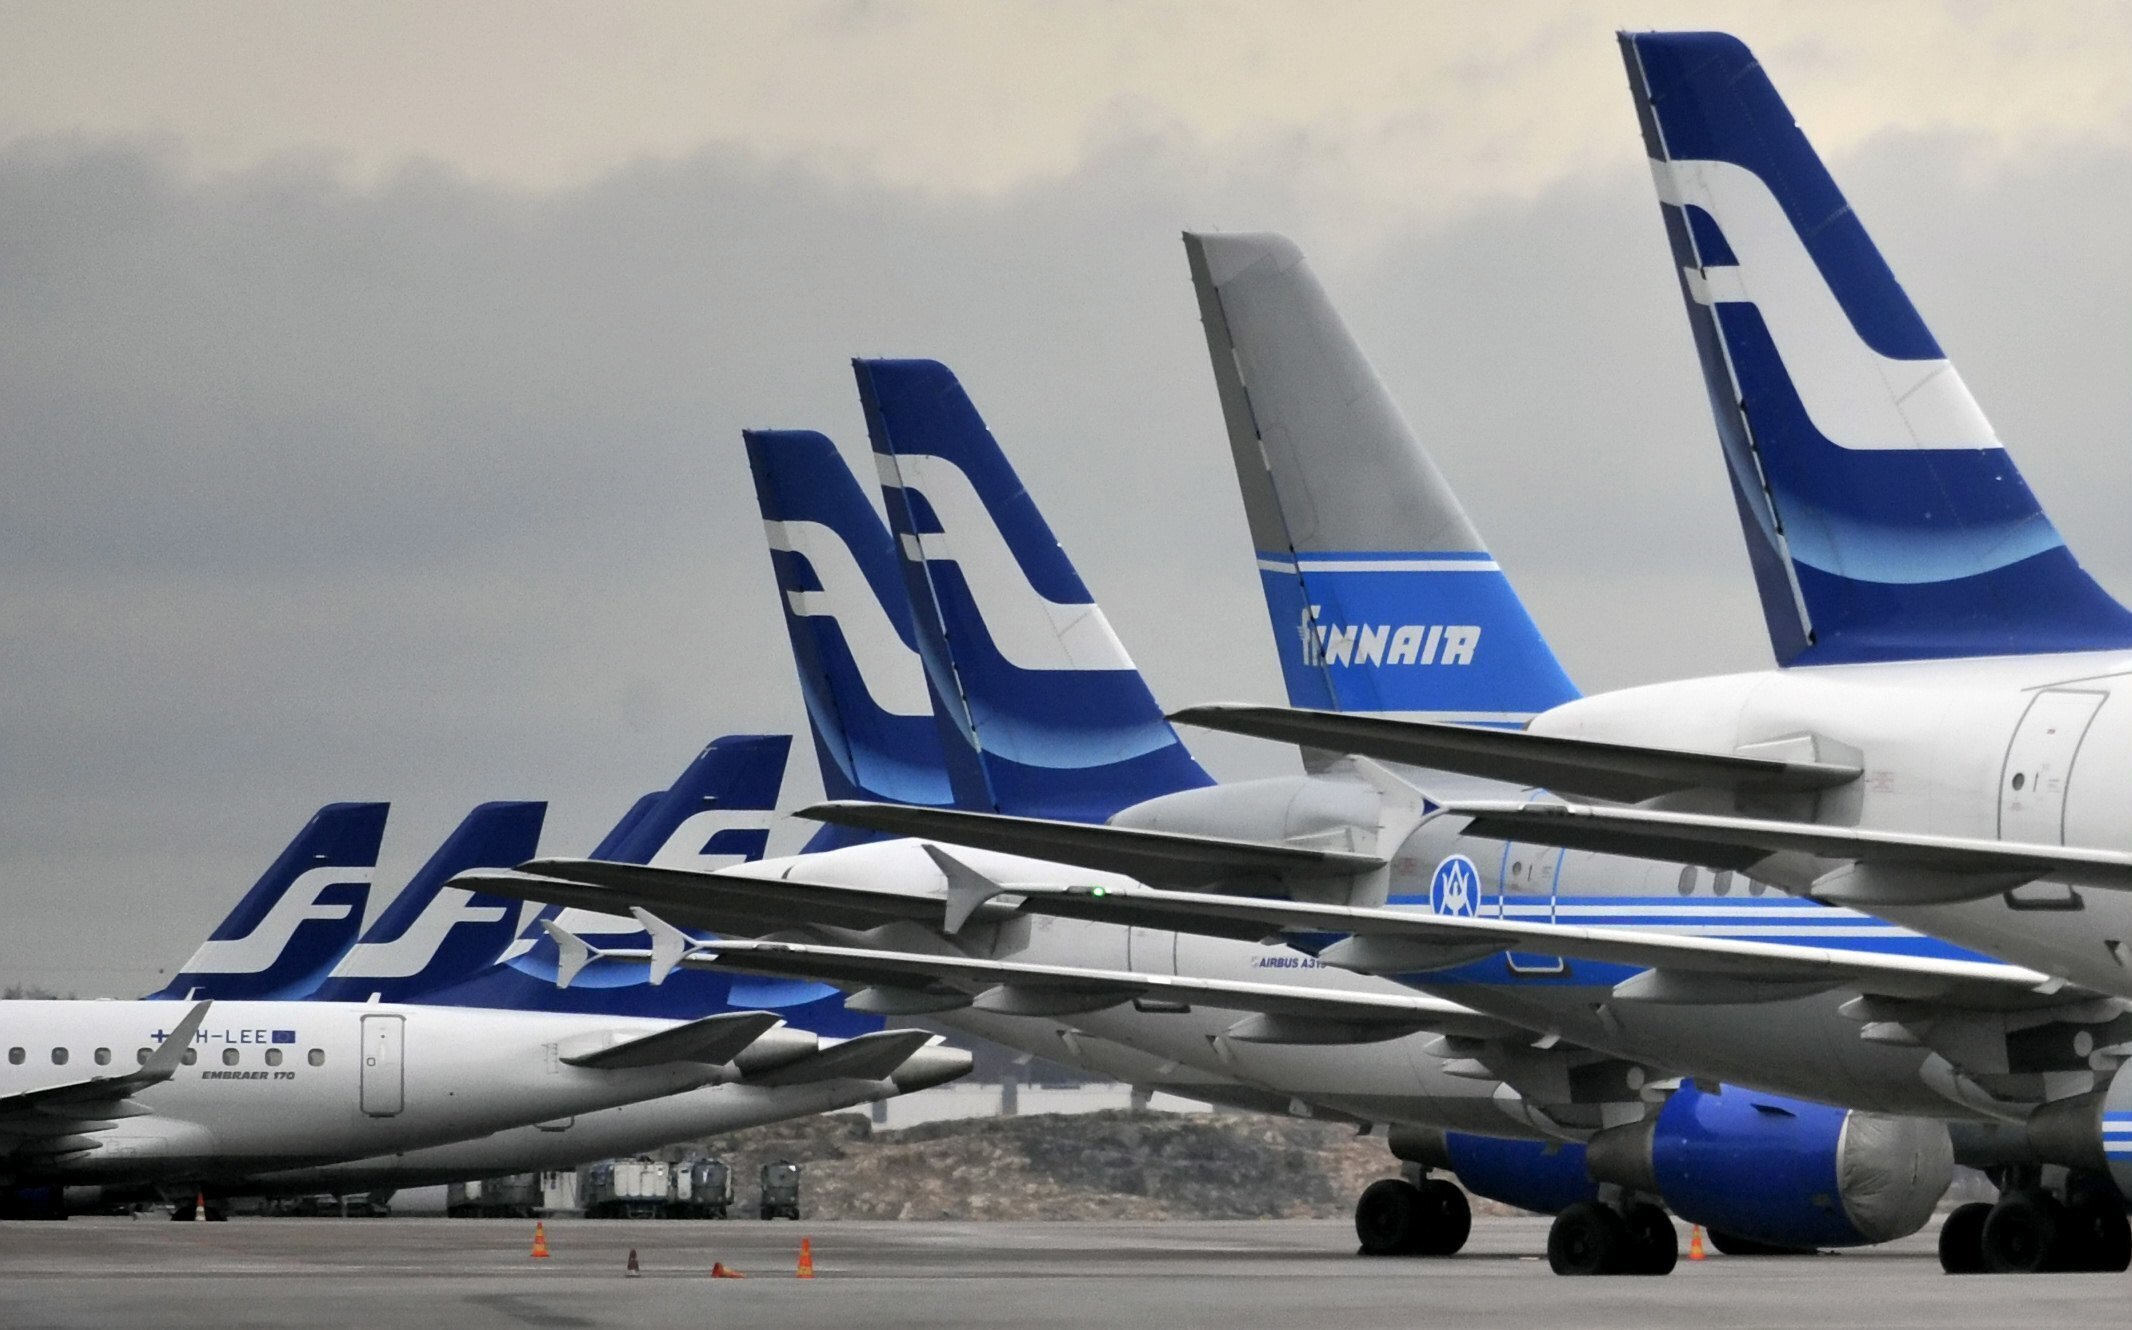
[182,866,372,975]
[765,519,933,717]
[648,809,777,870]
[1652,156,1998,453]
[1300,606,1479,669]
[328,887,511,980]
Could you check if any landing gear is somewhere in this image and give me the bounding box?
[1354,1177,1471,1257]
[1936,1202,1991,1275]
[1953,1177,2132,1275]
[1547,1201,1679,1275]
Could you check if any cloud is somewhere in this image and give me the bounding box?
[1,91,2126,991]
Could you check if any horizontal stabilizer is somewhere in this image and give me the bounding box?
[457,864,938,937]
[797,800,1384,888]
[560,1010,782,1070]
[1444,800,2132,901]
[744,1028,940,1087]
[1172,704,1860,802]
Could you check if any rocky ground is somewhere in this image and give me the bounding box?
[687,1109,1511,1222]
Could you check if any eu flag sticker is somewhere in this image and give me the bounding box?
[271,1030,297,1044]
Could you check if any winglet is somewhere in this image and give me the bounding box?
[629,908,693,986]
[140,1001,212,1080]
[539,920,598,990]
[924,842,1012,934]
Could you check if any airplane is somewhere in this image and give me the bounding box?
[5,738,966,1218]
[472,368,2001,1274]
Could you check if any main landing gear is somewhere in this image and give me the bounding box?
[1939,1175,2132,1275]
[1354,1176,1473,1256]
[1546,1200,1678,1276]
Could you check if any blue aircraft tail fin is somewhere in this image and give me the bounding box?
[310,801,547,1003]
[438,734,829,1019]
[587,793,660,861]
[855,357,1213,820]
[1184,231,1579,721]
[1620,31,2132,665]
[148,802,389,1001]
[744,429,957,816]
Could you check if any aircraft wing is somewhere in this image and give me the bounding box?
[672,936,1522,1040]
[1444,800,2132,904]
[1170,703,1861,802]
[0,1001,212,1150]
[796,801,1384,888]
[558,1010,784,1070]
[457,863,943,935]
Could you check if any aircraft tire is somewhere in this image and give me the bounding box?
[1982,1189,2063,1274]
[2057,1196,2132,1273]
[1622,1203,1678,1275]
[1414,1180,1472,1256]
[1548,1201,1629,1276]
[1936,1202,1991,1274]
[1354,1178,1428,1256]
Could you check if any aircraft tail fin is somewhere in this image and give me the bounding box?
[310,801,547,1003]
[1184,231,1578,723]
[1619,30,2132,664]
[745,429,957,816]
[147,802,389,1001]
[856,358,1213,821]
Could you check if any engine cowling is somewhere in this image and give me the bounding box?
[1439,1134,1599,1216]
[1588,1084,1952,1248]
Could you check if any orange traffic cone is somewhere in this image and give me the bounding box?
[192,1191,207,1224]
[796,1237,815,1279]
[625,1248,640,1278]
[1688,1225,1706,1261]
[711,1261,747,1279]
[530,1221,551,1260]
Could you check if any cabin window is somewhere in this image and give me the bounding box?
[2012,772,2027,791]
[308,1049,326,1067]
[94,1048,110,1066]
[50,1047,68,1066]
[265,1048,283,1067]
[136,1048,150,1065]
[6,1047,21,1065]
[222,1048,240,1067]
[1712,871,1735,896]
[1676,866,1698,896]
[181,1049,197,1066]
[1748,878,1768,897]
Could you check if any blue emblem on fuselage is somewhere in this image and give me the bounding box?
[1430,855,1482,918]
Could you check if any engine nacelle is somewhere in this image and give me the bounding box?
[1587,1084,1952,1248]
[1439,1133,1598,1216]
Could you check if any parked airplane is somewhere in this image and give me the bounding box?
[473,370,1980,1273]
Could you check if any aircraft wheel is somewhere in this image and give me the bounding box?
[1414,1180,1472,1256]
[1622,1203,1678,1275]
[2057,1195,2132,1273]
[1354,1178,1428,1256]
[1982,1189,2063,1274]
[1548,1201,1629,1276]
[1937,1202,1991,1274]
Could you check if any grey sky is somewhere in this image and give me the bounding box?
[3,3,2129,993]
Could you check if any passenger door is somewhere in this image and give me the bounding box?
[359,1014,405,1117]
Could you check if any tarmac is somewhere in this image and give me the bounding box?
[0,1216,2126,1330]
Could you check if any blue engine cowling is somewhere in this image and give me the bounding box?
[1587,1084,1953,1248]
[1439,1135,1598,1216]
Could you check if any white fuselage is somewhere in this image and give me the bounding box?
[1532,651,2132,996]
[725,841,1537,1139]
[0,1001,725,1188]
